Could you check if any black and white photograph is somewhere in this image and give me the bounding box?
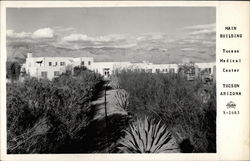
[6,7,216,154]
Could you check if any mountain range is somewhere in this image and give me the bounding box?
[7,36,215,65]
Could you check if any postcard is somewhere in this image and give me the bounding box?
[0,1,249,161]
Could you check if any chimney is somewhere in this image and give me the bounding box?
[27,52,32,58]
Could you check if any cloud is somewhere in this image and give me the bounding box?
[94,36,112,42]
[62,34,88,42]
[136,33,165,41]
[32,28,54,38]
[180,48,198,52]
[58,33,137,49]
[7,28,54,39]
[62,34,128,44]
[189,29,215,35]
[7,30,31,38]
[185,23,215,30]
[185,23,215,35]
[53,26,76,37]
[53,26,75,32]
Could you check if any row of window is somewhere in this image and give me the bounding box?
[81,61,91,66]
[138,68,175,73]
[40,67,212,79]
[155,68,174,73]
[47,61,91,67]
[100,68,175,74]
[49,62,65,67]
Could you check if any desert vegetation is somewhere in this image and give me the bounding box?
[6,61,22,82]
[7,68,104,153]
[115,70,216,153]
[118,117,179,153]
[7,67,216,153]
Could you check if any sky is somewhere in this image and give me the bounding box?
[7,7,215,34]
[6,7,215,53]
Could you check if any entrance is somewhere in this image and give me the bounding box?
[103,68,110,78]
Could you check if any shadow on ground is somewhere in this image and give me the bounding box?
[58,85,131,153]
[83,113,130,153]
[59,113,130,153]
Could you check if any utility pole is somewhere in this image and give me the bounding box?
[104,85,110,152]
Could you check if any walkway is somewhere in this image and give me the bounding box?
[82,87,129,153]
[91,88,128,121]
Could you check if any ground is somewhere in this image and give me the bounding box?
[91,88,127,121]
[80,87,130,153]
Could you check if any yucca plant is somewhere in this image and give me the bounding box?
[118,117,179,153]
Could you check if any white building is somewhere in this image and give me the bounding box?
[92,62,132,78]
[92,61,179,78]
[22,53,93,80]
[21,52,215,81]
[195,62,216,75]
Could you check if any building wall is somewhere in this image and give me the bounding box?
[92,61,179,77]
[22,52,215,80]
[23,53,94,80]
[195,62,216,75]
[92,62,132,77]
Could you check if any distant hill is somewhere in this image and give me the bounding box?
[6,40,215,64]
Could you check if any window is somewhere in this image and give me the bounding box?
[88,61,91,65]
[156,69,160,73]
[41,71,47,79]
[49,62,52,66]
[60,62,65,66]
[55,62,57,66]
[165,68,168,72]
[54,71,60,76]
[208,68,211,74]
[81,61,85,66]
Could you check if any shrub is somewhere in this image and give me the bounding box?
[115,89,129,111]
[116,70,216,152]
[7,69,104,153]
[6,61,21,81]
[118,117,179,153]
[109,75,120,89]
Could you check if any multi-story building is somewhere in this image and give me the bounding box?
[22,53,93,80]
[92,61,179,78]
[92,62,132,78]
[21,52,215,81]
[177,62,216,81]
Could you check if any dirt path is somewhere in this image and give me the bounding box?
[91,88,127,120]
[80,87,129,153]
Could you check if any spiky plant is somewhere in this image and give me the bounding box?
[118,117,179,153]
[115,89,129,111]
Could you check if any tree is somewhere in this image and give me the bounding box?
[6,61,21,82]
[73,66,87,76]
[178,62,195,74]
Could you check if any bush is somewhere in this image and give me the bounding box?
[116,70,216,152]
[6,61,21,81]
[109,75,120,89]
[115,89,129,111]
[7,69,104,153]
